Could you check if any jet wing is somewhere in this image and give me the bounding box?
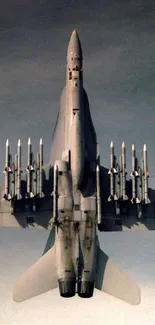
[0,164,53,230]
[99,165,155,231]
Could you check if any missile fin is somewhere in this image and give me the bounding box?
[113,194,118,200]
[108,195,113,202]
[122,194,128,201]
[131,198,141,204]
[7,194,12,200]
[144,198,151,204]
[108,168,117,175]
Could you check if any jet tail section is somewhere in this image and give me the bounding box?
[13,245,58,302]
[95,246,141,305]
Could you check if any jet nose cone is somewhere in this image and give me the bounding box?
[67,29,82,58]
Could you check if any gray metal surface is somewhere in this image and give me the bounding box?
[9,30,141,305]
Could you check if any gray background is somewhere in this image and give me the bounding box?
[0,1,155,185]
[1,1,155,324]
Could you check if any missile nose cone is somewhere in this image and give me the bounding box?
[143,144,147,151]
[110,141,114,148]
[122,141,126,148]
[132,144,135,151]
[28,137,31,145]
[40,138,43,145]
[6,139,9,147]
[67,29,82,58]
[18,139,21,146]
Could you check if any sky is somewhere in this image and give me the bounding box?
[0,1,155,184]
[1,228,155,325]
[1,0,155,324]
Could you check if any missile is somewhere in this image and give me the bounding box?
[37,152,40,168]
[4,139,11,171]
[26,137,34,198]
[36,152,40,196]
[122,141,126,167]
[137,164,143,203]
[108,141,117,173]
[130,144,139,177]
[114,162,121,215]
[5,139,9,164]
[108,141,118,202]
[115,161,121,199]
[27,137,33,170]
[141,157,145,201]
[142,144,150,204]
[3,139,12,200]
[120,142,128,201]
[130,144,140,204]
[136,163,143,217]
[96,142,102,225]
[33,161,38,197]
[143,144,149,175]
[133,162,143,218]
[39,138,44,198]
[3,139,12,172]
[14,153,18,198]
[16,139,22,200]
[11,162,15,198]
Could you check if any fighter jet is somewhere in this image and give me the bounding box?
[0,30,141,305]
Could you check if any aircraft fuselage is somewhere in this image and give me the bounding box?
[52,30,98,298]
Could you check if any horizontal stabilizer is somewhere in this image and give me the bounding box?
[13,245,58,302]
[95,246,141,305]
